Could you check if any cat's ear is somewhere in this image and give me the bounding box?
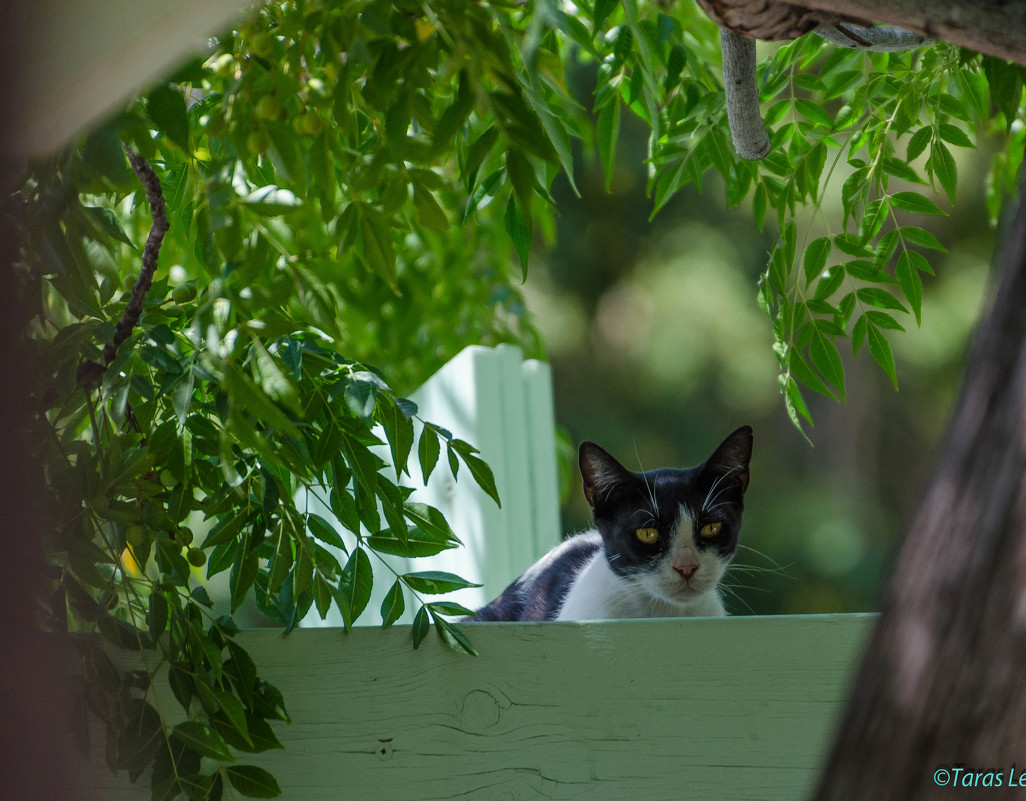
[702,425,753,493]
[579,442,633,508]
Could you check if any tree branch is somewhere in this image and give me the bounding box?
[721,31,771,160]
[797,0,1026,66]
[104,147,168,366]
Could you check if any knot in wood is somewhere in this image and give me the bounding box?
[694,0,852,40]
[458,689,502,732]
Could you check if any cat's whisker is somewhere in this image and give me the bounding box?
[734,543,789,571]
[718,583,758,615]
[702,466,740,512]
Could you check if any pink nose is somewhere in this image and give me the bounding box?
[674,563,698,581]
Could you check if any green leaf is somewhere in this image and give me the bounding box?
[427,600,477,617]
[335,547,373,629]
[411,605,430,649]
[360,211,399,293]
[251,341,301,413]
[172,722,235,762]
[225,765,282,799]
[937,123,975,150]
[380,580,405,628]
[344,378,377,421]
[229,543,259,614]
[418,424,441,483]
[147,83,191,153]
[782,374,813,428]
[789,348,837,401]
[378,398,414,480]
[906,126,932,162]
[867,323,899,389]
[929,140,957,204]
[83,206,136,247]
[340,432,381,495]
[216,690,252,748]
[810,326,845,402]
[504,193,532,280]
[413,185,449,231]
[898,226,947,253]
[856,287,908,313]
[226,363,301,439]
[403,502,461,545]
[148,592,169,639]
[593,0,618,29]
[266,528,293,594]
[896,251,927,325]
[890,191,946,216]
[794,98,832,128]
[402,570,481,594]
[596,99,621,192]
[367,526,457,558]
[881,157,925,185]
[308,512,347,551]
[433,616,478,656]
[450,440,501,507]
[803,237,831,286]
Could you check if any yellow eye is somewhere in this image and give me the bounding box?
[635,527,659,544]
[700,522,722,538]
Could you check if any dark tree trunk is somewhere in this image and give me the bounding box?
[813,168,1026,798]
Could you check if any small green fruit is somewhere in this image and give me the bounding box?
[256,95,283,121]
[187,548,206,567]
[91,492,109,512]
[247,130,270,156]
[172,284,198,303]
[251,31,274,58]
[159,469,176,488]
[126,524,147,547]
[122,273,139,292]
[205,113,228,137]
[178,527,194,547]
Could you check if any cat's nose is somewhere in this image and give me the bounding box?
[673,562,698,581]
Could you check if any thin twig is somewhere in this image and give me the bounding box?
[103,147,169,366]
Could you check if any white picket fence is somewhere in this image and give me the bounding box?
[300,344,562,626]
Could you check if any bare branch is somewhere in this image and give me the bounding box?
[103,147,168,366]
[721,31,771,161]
[815,23,931,50]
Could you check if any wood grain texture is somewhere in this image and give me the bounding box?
[81,615,874,800]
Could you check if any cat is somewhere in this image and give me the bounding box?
[469,426,753,621]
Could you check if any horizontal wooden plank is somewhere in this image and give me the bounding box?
[80,614,874,800]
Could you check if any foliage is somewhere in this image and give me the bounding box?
[582,3,1026,434]
[12,0,1026,798]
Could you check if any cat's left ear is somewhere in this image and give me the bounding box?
[702,425,753,493]
[579,442,634,508]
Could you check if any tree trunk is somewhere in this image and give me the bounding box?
[813,164,1026,798]
[695,0,1026,65]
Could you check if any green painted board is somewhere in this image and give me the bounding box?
[81,614,874,800]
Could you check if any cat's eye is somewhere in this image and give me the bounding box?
[700,522,723,538]
[635,527,659,544]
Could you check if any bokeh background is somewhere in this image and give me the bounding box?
[520,58,999,616]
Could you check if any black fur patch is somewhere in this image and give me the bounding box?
[469,535,601,622]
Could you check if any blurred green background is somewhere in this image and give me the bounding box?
[521,62,998,616]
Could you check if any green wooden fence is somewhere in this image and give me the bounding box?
[81,614,873,800]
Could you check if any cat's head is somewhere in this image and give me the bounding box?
[578,426,753,609]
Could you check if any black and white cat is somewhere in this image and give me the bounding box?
[470,426,753,621]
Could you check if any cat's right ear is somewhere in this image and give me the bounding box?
[579,442,633,508]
